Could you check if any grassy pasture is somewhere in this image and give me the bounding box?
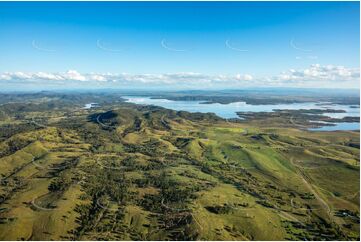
[0,101,359,240]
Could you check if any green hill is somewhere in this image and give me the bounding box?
[0,100,359,240]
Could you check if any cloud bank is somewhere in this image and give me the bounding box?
[0,64,359,89]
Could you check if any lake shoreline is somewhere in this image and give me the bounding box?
[124,96,360,131]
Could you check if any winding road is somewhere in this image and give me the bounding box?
[290,157,332,216]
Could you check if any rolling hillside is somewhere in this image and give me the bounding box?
[0,99,359,240]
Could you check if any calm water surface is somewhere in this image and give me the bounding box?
[124,96,360,131]
[309,122,359,131]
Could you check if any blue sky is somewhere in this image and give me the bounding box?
[0,1,359,90]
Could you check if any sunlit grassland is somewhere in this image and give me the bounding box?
[0,103,359,240]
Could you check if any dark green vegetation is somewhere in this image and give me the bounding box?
[237,109,359,129]
[145,89,360,105]
[0,92,359,240]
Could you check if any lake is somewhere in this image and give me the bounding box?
[309,122,360,131]
[123,96,360,131]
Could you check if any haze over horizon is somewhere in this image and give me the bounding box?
[0,1,359,90]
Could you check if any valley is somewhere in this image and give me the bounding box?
[0,92,359,240]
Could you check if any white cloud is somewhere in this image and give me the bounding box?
[0,74,11,80]
[64,70,86,81]
[13,72,32,79]
[0,64,359,88]
[89,74,107,82]
[34,72,63,81]
[240,74,253,81]
[275,64,359,83]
